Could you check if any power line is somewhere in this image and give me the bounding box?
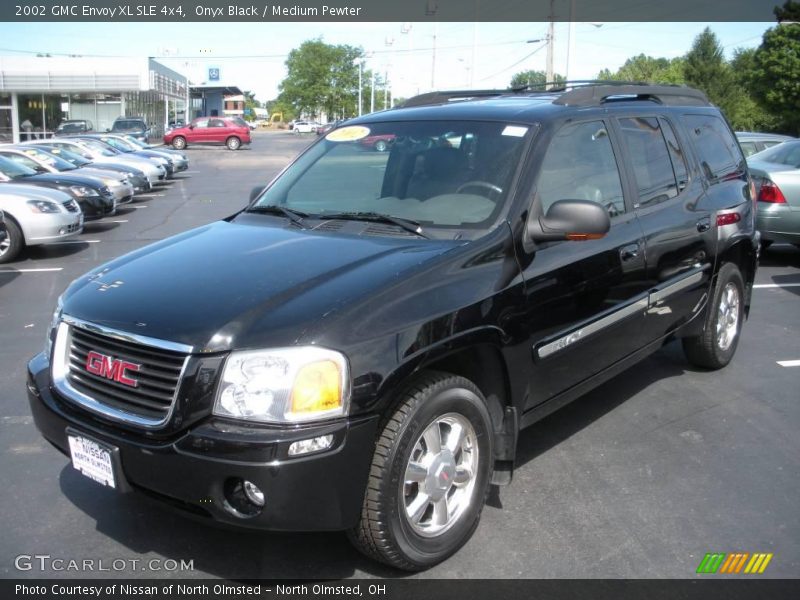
[479,42,548,82]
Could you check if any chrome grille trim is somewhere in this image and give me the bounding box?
[52,315,192,428]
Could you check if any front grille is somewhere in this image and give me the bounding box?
[63,199,80,213]
[63,324,188,424]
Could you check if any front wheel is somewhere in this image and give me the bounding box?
[0,218,23,264]
[682,262,745,369]
[171,136,186,150]
[348,372,493,571]
[226,136,241,150]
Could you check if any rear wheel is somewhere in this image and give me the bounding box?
[172,136,186,150]
[682,263,745,369]
[0,218,24,264]
[348,372,493,571]
[226,136,241,150]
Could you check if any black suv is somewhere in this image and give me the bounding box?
[27,84,758,571]
[110,117,149,142]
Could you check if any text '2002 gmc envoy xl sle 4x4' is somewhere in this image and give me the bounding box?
[28,84,758,571]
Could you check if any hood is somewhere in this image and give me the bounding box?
[0,183,74,203]
[62,218,457,352]
[28,172,103,188]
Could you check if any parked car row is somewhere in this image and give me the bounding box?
[0,133,190,264]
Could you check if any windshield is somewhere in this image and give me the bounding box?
[252,120,530,230]
[0,155,37,179]
[751,141,800,167]
[41,146,92,166]
[112,120,145,132]
[79,139,119,157]
[124,136,147,148]
[99,137,136,152]
[20,148,76,170]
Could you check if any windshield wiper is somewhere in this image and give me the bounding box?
[317,211,428,238]
[247,204,309,228]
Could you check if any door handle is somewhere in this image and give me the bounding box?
[696,218,711,233]
[619,243,640,261]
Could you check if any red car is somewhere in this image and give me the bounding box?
[359,133,396,152]
[163,117,251,151]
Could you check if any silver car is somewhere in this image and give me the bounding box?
[0,184,83,263]
[748,140,800,248]
[0,146,135,204]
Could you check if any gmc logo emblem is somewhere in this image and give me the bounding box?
[85,351,141,388]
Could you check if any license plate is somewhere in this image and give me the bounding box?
[68,434,116,489]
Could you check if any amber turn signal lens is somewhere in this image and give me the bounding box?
[290,360,342,414]
[565,233,605,241]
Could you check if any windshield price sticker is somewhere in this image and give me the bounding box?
[502,125,528,137]
[326,126,371,142]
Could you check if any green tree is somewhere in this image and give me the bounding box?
[775,0,800,21]
[728,48,780,132]
[279,39,363,119]
[242,90,261,122]
[752,20,800,134]
[597,54,685,84]
[509,70,564,90]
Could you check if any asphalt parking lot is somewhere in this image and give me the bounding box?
[0,130,798,580]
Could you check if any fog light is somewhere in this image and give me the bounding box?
[288,434,334,456]
[243,480,265,507]
[59,227,66,235]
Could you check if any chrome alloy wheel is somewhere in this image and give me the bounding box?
[402,413,479,538]
[716,282,740,351]
[0,234,9,257]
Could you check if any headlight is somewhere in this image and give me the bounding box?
[45,295,64,358]
[213,347,350,423]
[69,185,99,197]
[27,199,61,213]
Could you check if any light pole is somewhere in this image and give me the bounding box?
[354,58,364,116]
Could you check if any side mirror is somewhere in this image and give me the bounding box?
[527,199,611,243]
[105,128,110,133]
[249,186,265,202]
[188,124,194,130]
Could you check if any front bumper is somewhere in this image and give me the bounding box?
[23,212,83,245]
[27,352,377,531]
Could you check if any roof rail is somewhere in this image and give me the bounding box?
[554,84,710,107]
[399,89,511,108]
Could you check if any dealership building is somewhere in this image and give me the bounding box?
[0,55,189,143]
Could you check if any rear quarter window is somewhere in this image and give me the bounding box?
[682,114,744,181]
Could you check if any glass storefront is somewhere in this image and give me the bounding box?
[17,93,65,140]
[0,93,11,143]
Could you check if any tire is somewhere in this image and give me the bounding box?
[682,263,745,369]
[0,218,24,264]
[760,240,773,251]
[374,140,388,152]
[172,137,186,150]
[226,137,241,150]
[348,372,493,571]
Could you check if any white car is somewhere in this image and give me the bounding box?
[0,184,83,263]
[293,120,319,134]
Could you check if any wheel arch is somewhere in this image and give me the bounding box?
[717,238,757,316]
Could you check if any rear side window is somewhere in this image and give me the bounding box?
[683,114,744,181]
[537,120,625,217]
[209,119,226,128]
[618,117,682,207]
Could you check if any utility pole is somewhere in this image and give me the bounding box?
[545,0,555,89]
[370,69,375,113]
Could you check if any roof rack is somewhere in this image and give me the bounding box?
[399,89,511,108]
[554,83,710,107]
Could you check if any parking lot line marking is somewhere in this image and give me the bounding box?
[130,205,148,208]
[777,360,800,368]
[753,283,800,288]
[0,268,63,273]
[112,220,129,223]
[47,240,100,245]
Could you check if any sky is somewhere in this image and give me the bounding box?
[0,21,775,103]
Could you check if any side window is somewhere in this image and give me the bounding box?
[618,117,680,207]
[3,153,40,170]
[536,121,625,217]
[209,119,226,128]
[660,118,689,192]
[683,114,743,181]
[739,141,758,157]
[193,119,209,129]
